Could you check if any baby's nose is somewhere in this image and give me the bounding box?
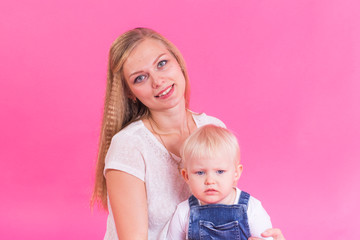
[205,175,215,185]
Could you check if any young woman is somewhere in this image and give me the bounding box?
[92,27,285,240]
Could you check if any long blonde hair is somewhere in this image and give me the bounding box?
[91,28,191,209]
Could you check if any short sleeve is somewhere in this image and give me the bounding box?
[248,197,273,240]
[207,115,226,128]
[166,200,189,240]
[193,113,227,128]
[104,132,145,182]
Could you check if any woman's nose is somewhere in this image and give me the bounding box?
[151,72,164,89]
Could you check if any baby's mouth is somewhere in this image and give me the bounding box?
[205,188,217,193]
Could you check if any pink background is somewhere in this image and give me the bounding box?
[1,0,359,239]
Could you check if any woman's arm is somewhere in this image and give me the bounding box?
[106,169,148,240]
[248,228,285,240]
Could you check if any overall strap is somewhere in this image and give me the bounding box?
[189,195,200,207]
[238,190,250,207]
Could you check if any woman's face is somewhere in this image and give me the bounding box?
[123,38,186,112]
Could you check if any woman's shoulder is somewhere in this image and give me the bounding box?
[192,111,226,128]
[112,119,146,142]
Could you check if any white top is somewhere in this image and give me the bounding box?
[103,113,226,240]
[167,187,273,240]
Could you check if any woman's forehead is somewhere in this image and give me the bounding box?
[129,39,168,62]
[123,39,170,73]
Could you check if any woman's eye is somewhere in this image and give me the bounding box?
[216,170,225,174]
[134,75,146,83]
[157,60,167,68]
[195,171,205,176]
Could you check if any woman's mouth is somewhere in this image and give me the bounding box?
[156,84,174,98]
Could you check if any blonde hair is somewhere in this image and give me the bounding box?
[181,125,240,166]
[92,28,191,209]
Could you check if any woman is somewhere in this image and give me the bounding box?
[92,27,285,240]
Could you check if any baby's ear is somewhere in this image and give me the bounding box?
[181,169,189,182]
[235,164,243,181]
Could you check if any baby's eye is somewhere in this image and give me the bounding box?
[195,171,205,176]
[134,74,147,84]
[216,170,225,174]
[157,60,167,68]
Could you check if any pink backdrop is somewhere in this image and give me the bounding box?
[1,0,359,239]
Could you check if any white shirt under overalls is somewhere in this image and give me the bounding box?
[167,187,273,240]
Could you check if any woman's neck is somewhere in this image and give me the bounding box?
[148,106,190,135]
[145,101,195,157]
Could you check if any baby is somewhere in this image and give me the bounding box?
[167,125,273,240]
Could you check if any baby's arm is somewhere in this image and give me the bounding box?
[166,201,189,240]
[248,196,273,240]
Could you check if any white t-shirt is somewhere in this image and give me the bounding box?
[103,113,225,240]
[167,188,273,240]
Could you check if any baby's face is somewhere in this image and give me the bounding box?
[181,153,242,205]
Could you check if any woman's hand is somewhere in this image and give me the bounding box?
[248,228,285,240]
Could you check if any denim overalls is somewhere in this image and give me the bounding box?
[187,191,251,240]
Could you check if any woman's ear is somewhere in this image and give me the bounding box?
[128,94,137,103]
[181,168,189,182]
[126,87,137,103]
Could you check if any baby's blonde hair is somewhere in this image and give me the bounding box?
[181,125,240,166]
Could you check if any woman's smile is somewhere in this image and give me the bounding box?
[155,84,175,98]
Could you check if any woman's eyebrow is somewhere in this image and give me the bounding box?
[129,70,143,78]
[153,53,167,65]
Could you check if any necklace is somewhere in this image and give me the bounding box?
[148,111,191,169]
